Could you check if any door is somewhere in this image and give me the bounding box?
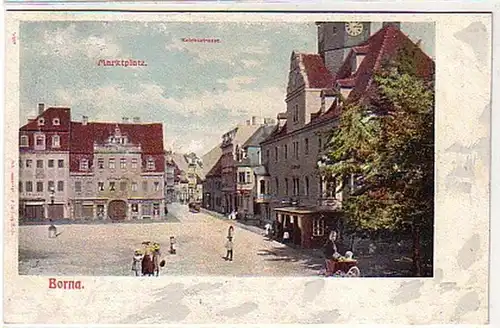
[48,204,64,219]
[108,200,127,221]
[24,205,44,220]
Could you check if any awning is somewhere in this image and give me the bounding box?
[274,206,341,215]
[24,201,45,206]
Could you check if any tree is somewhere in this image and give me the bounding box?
[322,45,435,276]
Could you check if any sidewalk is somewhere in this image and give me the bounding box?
[201,208,324,260]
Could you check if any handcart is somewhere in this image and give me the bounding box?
[325,259,361,277]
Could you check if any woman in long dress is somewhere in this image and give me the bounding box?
[141,250,155,276]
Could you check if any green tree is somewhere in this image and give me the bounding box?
[322,45,434,276]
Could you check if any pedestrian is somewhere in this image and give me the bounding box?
[283,230,290,244]
[131,249,144,276]
[141,249,155,276]
[264,223,272,238]
[169,236,177,254]
[225,236,234,261]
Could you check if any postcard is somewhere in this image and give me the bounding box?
[3,9,492,325]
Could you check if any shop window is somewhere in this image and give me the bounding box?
[142,204,152,216]
[312,218,325,236]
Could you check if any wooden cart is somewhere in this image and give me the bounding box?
[325,259,361,277]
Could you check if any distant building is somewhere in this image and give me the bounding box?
[203,156,223,212]
[234,124,275,222]
[19,106,166,221]
[167,152,203,203]
[261,23,434,248]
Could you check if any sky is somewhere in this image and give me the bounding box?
[19,21,434,155]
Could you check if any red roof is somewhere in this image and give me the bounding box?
[299,54,334,89]
[20,107,71,132]
[69,121,164,173]
[333,24,434,106]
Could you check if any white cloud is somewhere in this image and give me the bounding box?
[53,82,285,152]
[41,24,122,59]
[241,59,261,68]
[217,76,257,91]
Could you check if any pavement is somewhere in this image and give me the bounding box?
[18,203,324,276]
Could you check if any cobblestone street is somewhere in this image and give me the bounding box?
[19,203,324,276]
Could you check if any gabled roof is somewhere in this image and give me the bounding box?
[202,143,222,177]
[299,53,334,89]
[243,125,276,148]
[205,156,222,178]
[261,123,286,145]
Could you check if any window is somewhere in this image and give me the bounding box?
[153,203,160,215]
[75,181,82,192]
[19,159,22,168]
[52,135,60,148]
[246,172,251,184]
[58,159,64,168]
[97,158,104,169]
[80,159,88,171]
[142,204,152,216]
[293,104,299,122]
[97,205,105,218]
[285,178,289,195]
[19,181,23,192]
[48,159,54,168]
[120,158,127,169]
[132,182,138,191]
[131,204,139,213]
[52,118,60,126]
[120,181,127,191]
[275,147,278,162]
[109,181,115,192]
[238,172,245,183]
[98,182,104,192]
[57,181,64,192]
[312,218,325,236]
[305,138,309,155]
[35,134,45,150]
[266,150,270,162]
[295,141,300,159]
[142,181,148,192]
[20,135,28,147]
[26,159,33,168]
[48,181,55,191]
[154,181,160,191]
[36,181,43,192]
[38,118,45,126]
[284,144,288,159]
[147,158,155,171]
[275,177,279,195]
[109,158,115,169]
[318,138,322,152]
[305,176,310,196]
[131,158,138,169]
[26,181,33,192]
[36,160,43,169]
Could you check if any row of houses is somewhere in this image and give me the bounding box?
[18,106,204,221]
[201,21,434,249]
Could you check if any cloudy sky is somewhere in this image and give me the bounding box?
[19,21,434,155]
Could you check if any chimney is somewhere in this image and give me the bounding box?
[133,117,140,123]
[37,103,45,115]
[277,112,287,127]
[82,115,88,126]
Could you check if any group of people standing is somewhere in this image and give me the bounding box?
[131,241,166,276]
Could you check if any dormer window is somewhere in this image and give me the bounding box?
[34,134,46,150]
[52,118,60,126]
[80,158,89,171]
[38,118,45,126]
[20,135,28,147]
[52,135,60,148]
[147,158,155,171]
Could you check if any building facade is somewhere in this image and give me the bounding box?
[260,22,434,249]
[19,106,167,221]
[19,104,71,221]
[69,117,166,221]
[203,156,223,212]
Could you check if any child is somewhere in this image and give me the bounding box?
[131,250,143,276]
[169,236,177,254]
[152,243,161,277]
[225,236,234,261]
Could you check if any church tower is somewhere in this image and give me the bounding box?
[316,22,371,76]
